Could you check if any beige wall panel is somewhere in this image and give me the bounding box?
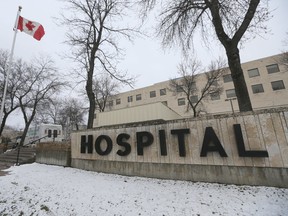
[259,113,283,167]
[188,120,202,165]
[226,117,246,166]
[242,115,266,167]
[271,112,288,167]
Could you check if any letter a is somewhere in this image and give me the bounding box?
[200,127,228,157]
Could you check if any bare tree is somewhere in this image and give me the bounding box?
[169,58,226,117]
[0,50,25,136]
[61,0,137,128]
[138,0,271,112]
[93,74,120,112]
[279,32,288,70]
[33,98,62,124]
[16,57,65,145]
[58,98,86,130]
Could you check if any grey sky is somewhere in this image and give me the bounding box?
[0,0,287,128]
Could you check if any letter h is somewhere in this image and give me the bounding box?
[80,135,93,154]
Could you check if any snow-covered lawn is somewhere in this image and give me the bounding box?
[0,163,287,216]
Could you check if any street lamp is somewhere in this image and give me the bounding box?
[225,98,237,115]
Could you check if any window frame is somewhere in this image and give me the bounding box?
[223,74,232,83]
[210,92,220,100]
[251,84,264,94]
[136,94,142,101]
[116,98,121,105]
[127,95,133,102]
[248,68,260,78]
[271,80,285,91]
[266,64,280,74]
[160,88,166,96]
[150,90,156,98]
[190,95,198,104]
[226,89,236,98]
[177,98,186,106]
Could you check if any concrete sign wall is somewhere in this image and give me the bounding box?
[71,109,288,187]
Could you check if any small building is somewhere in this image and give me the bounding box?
[25,124,63,145]
[94,102,182,127]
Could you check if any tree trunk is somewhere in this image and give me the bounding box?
[86,82,96,129]
[226,46,253,112]
[0,113,8,136]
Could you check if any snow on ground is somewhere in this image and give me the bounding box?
[0,163,287,216]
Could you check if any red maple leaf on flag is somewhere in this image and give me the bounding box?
[25,21,35,31]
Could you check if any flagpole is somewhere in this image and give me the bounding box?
[0,6,22,132]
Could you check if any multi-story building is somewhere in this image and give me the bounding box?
[94,53,288,127]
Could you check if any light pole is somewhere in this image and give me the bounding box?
[225,98,237,115]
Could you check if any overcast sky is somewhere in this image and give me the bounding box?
[0,0,287,128]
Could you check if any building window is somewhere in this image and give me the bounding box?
[108,100,113,107]
[248,68,260,78]
[178,98,185,106]
[208,78,218,87]
[128,96,133,102]
[150,90,156,98]
[190,95,198,103]
[223,74,232,83]
[251,84,264,94]
[266,64,280,74]
[210,92,220,100]
[176,85,184,92]
[271,80,285,91]
[191,82,197,90]
[116,98,121,105]
[136,94,142,101]
[160,88,166,96]
[226,89,236,98]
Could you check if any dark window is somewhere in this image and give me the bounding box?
[116,98,121,105]
[226,89,236,98]
[211,80,218,86]
[108,100,113,106]
[136,94,142,101]
[210,92,220,100]
[251,84,264,94]
[191,82,197,89]
[266,64,280,74]
[223,74,232,83]
[178,98,185,106]
[150,91,156,98]
[248,68,260,78]
[160,88,166,96]
[128,96,133,102]
[176,85,184,92]
[190,95,198,103]
[271,80,285,91]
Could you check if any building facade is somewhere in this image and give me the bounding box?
[94,53,288,126]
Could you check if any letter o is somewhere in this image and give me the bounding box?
[95,135,113,156]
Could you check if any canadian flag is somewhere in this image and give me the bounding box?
[17,16,45,41]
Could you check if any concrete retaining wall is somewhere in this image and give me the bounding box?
[72,159,288,188]
[71,108,288,187]
[36,142,71,167]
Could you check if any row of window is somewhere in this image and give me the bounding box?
[115,88,167,105]
[177,80,285,106]
[223,63,281,83]
[110,62,283,107]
